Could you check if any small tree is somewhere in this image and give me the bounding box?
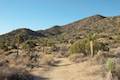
[43,38,48,54]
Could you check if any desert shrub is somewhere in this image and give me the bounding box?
[22,40,36,50]
[94,42,109,53]
[69,39,88,55]
[39,38,57,47]
[69,38,109,56]
[22,40,38,62]
[40,54,55,65]
[0,42,9,51]
[92,51,109,64]
[47,39,56,47]
[9,44,17,49]
[55,45,69,57]
[51,45,59,52]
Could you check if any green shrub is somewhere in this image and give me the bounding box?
[69,39,89,55]
[69,38,109,56]
[22,40,36,50]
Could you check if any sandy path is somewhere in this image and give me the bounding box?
[31,58,105,80]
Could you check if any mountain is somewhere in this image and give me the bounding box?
[37,25,63,36]
[62,14,106,31]
[1,14,120,45]
[2,28,44,37]
[55,15,107,41]
[37,14,106,38]
[0,28,45,44]
[89,16,120,33]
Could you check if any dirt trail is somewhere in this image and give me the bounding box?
[31,58,105,80]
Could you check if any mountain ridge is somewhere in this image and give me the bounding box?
[0,14,120,45]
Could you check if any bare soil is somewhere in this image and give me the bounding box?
[30,58,105,80]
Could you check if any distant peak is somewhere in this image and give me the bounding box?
[15,28,32,31]
[52,25,61,28]
[92,14,106,18]
[12,28,35,33]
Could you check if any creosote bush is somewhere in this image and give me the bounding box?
[69,39,89,55]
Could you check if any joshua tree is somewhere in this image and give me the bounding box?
[22,40,37,60]
[41,38,48,54]
[41,38,56,54]
[15,34,24,57]
[87,33,96,57]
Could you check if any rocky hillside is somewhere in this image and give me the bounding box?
[2,28,44,38]
[90,16,120,33]
[0,28,45,44]
[62,14,106,31]
[0,14,120,45]
[37,25,63,36]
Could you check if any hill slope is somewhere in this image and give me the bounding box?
[0,28,45,45]
[63,14,106,31]
[1,14,120,45]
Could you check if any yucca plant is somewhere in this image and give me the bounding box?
[105,58,118,80]
[69,32,109,57]
[106,58,115,73]
[87,33,96,57]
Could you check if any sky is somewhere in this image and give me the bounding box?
[0,0,120,34]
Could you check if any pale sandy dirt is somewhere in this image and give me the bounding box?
[30,58,105,80]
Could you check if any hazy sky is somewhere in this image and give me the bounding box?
[0,0,120,34]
